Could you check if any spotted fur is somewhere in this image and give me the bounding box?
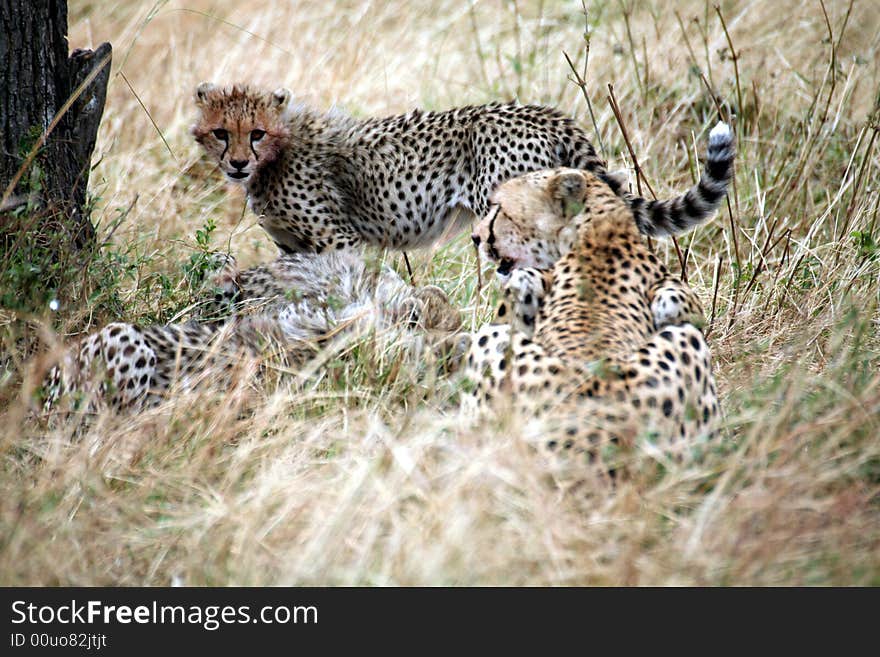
[192,84,735,255]
[463,158,728,472]
[42,252,460,414]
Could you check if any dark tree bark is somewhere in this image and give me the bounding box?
[0,0,111,248]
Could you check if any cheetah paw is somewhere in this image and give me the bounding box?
[408,285,462,332]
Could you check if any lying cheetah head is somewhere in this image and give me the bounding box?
[472,167,628,275]
[192,82,291,184]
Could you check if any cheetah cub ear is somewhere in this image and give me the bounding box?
[271,88,292,109]
[195,82,217,105]
[549,169,588,219]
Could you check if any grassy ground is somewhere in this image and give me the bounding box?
[1,0,879,585]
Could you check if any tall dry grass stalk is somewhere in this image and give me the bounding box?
[1,0,879,585]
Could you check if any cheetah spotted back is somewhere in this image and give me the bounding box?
[193,85,735,256]
[463,155,728,473]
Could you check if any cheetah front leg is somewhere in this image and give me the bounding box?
[495,267,553,337]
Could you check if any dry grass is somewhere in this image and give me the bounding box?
[2,0,880,585]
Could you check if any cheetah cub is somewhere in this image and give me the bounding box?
[192,83,735,256]
[463,122,734,474]
[41,251,460,414]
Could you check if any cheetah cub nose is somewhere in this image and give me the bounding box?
[230,159,248,170]
[471,234,481,247]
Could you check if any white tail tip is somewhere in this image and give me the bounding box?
[709,121,733,144]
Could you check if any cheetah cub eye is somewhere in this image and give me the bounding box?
[251,129,266,142]
[212,128,228,140]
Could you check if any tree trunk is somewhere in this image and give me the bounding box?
[0,0,111,248]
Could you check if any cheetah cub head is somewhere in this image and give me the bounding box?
[472,168,626,275]
[192,82,292,184]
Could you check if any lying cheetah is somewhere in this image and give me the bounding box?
[41,252,460,413]
[191,251,459,335]
[463,122,734,471]
[192,83,734,256]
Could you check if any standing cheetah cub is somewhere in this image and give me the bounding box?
[192,84,735,255]
[463,122,734,472]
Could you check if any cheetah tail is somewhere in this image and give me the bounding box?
[605,121,735,238]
